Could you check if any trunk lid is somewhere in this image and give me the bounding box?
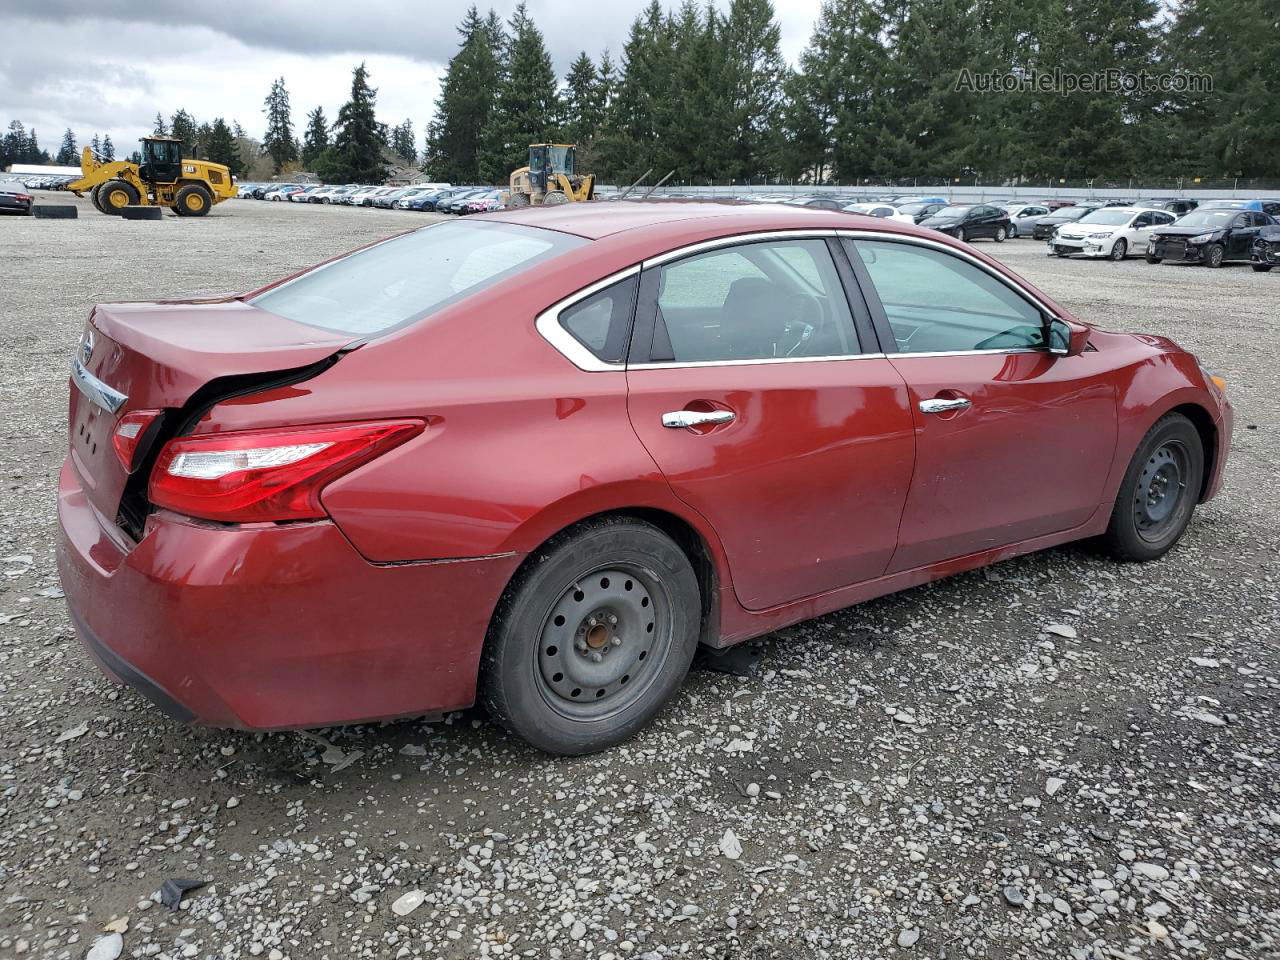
[69,298,353,530]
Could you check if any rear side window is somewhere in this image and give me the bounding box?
[250,221,586,335]
[559,275,639,363]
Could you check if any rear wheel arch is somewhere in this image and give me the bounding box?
[496,506,724,647]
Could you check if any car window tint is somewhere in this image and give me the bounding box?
[251,221,586,336]
[850,239,1046,354]
[652,239,859,362]
[559,275,638,364]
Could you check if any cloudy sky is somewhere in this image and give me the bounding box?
[5,1,823,160]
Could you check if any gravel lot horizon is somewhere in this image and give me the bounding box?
[0,196,1276,960]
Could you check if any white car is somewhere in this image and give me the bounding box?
[1001,203,1053,238]
[842,202,914,224]
[1048,207,1178,260]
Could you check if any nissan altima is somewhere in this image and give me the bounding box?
[57,202,1233,754]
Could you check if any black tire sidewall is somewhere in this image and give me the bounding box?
[1204,244,1224,267]
[176,185,212,217]
[481,519,700,755]
[1111,239,1127,260]
[1104,414,1204,562]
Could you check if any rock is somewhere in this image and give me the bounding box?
[103,918,128,934]
[1132,862,1170,882]
[1144,901,1171,918]
[744,782,760,798]
[719,828,743,861]
[724,738,753,754]
[1002,886,1026,907]
[1044,777,1065,797]
[892,710,917,724]
[1043,623,1077,639]
[391,890,426,917]
[158,877,209,910]
[86,933,123,960]
[225,797,240,809]
[570,920,587,940]
[897,927,920,948]
[1190,711,1226,726]
[1190,657,1219,668]
[56,723,89,744]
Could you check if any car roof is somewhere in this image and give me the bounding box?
[484,199,893,241]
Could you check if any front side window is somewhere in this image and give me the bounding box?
[648,239,860,363]
[251,221,586,336]
[850,239,1046,354]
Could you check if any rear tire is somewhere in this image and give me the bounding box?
[507,192,531,208]
[994,226,1007,242]
[1101,413,1204,562]
[98,179,139,215]
[480,517,700,755]
[175,184,212,217]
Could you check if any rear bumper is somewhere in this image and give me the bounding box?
[56,458,522,730]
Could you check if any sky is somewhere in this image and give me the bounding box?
[3,1,824,159]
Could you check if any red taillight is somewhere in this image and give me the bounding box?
[17,193,32,203]
[148,419,424,523]
[113,409,162,469]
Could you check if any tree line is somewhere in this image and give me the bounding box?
[425,0,1276,186]
[5,0,1274,185]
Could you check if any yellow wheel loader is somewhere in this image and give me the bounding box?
[506,144,594,207]
[68,137,235,217]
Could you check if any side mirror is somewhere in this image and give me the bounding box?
[1047,317,1090,357]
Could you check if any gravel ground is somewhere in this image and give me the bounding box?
[0,196,1276,960]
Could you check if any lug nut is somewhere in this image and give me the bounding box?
[590,652,603,663]
[576,639,588,652]
[611,636,622,646]
[608,614,618,625]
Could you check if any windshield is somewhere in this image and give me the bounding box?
[250,221,587,335]
[935,205,971,217]
[1078,209,1134,225]
[898,203,929,214]
[1173,210,1235,227]
[1056,207,1090,220]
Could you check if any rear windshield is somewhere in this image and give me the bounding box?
[250,221,586,335]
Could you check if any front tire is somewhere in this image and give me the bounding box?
[956,227,967,242]
[1145,253,1162,264]
[480,517,700,755]
[543,190,569,206]
[1109,238,1128,261]
[98,179,139,214]
[1203,243,1225,268]
[1008,223,1018,238]
[1101,413,1204,562]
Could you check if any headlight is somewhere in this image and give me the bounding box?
[1087,231,1113,239]
[1190,233,1215,244]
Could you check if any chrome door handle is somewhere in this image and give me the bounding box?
[919,397,971,414]
[662,410,735,429]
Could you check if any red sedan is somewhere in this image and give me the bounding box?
[57,203,1232,754]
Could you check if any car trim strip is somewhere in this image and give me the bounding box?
[536,227,1068,372]
[71,358,128,414]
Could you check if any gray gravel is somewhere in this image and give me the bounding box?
[0,196,1277,960]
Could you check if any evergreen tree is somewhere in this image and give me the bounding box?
[56,127,77,165]
[716,0,788,182]
[101,134,115,161]
[1165,0,1278,176]
[390,119,417,163]
[90,133,101,156]
[479,3,561,182]
[301,107,330,167]
[205,117,242,176]
[153,113,168,136]
[170,109,199,157]
[262,76,298,172]
[598,2,678,183]
[562,52,601,146]
[425,5,503,182]
[321,63,386,183]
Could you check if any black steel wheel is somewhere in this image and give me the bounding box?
[481,517,700,754]
[1102,413,1204,562]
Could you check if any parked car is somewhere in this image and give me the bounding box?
[372,188,414,209]
[1047,207,1177,260]
[1032,205,1102,241]
[289,186,324,203]
[918,203,1012,242]
[237,184,258,199]
[395,186,448,210]
[893,201,948,224]
[842,202,914,224]
[999,203,1053,238]
[0,179,33,215]
[401,189,451,211]
[1252,226,1280,272]
[1198,198,1280,218]
[1042,199,1077,210]
[786,195,843,211]
[460,190,506,214]
[262,184,305,201]
[436,188,490,213]
[1136,198,1199,216]
[1146,208,1276,267]
[56,202,1232,754]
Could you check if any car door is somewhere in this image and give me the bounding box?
[844,236,1118,572]
[624,236,917,611]
[966,206,991,237]
[1228,214,1259,259]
